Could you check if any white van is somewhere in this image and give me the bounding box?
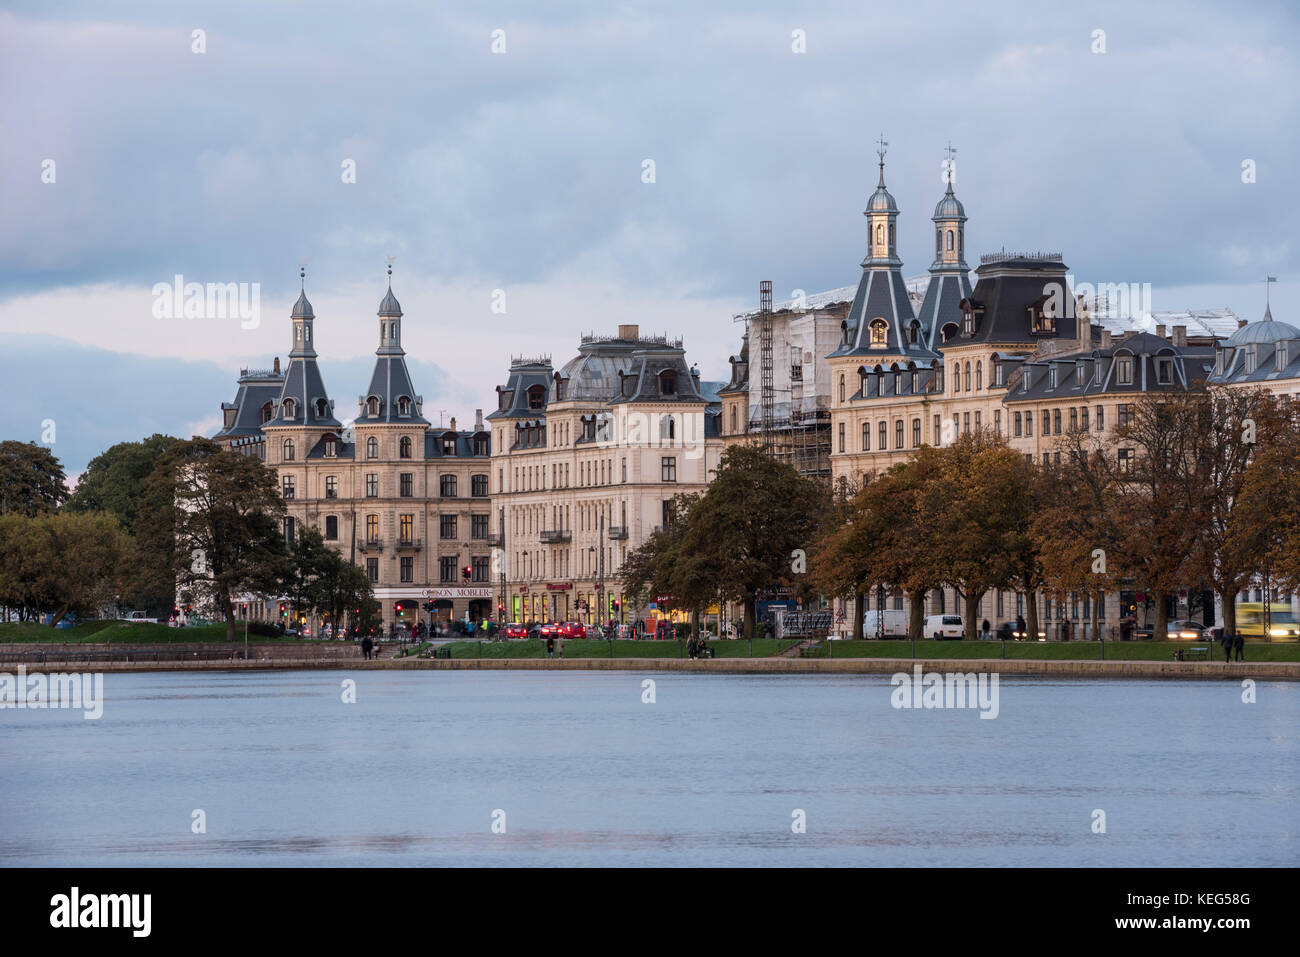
[862,609,909,638]
[925,614,964,640]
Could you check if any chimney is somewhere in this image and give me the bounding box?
[618,324,639,340]
[273,356,281,374]
[449,416,457,432]
[474,408,484,431]
[1155,323,1166,341]
[1172,325,1187,348]
[1238,318,1248,329]
[1100,330,1113,350]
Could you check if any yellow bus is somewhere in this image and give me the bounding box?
[1234,603,1300,641]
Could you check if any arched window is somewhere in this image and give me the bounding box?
[366,396,380,417]
[260,402,273,424]
[660,415,676,440]
[975,362,983,390]
[862,421,870,450]
[935,229,942,256]
[908,321,920,345]
[730,406,737,433]
[315,398,328,418]
[839,374,845,402]
[282,438,295,461]
[397,397,410,416]
[658,371,677,395]
[964,362,971,392]
[876,224,883,246]
[399,436,412,458]
[952,365,960,392]
[946,229,954,251]
[283,398,296,419]
[888,223,895,248]
[367,436,378,459]
[869,319,888,346]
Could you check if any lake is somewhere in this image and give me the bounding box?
[1,670,1295,866]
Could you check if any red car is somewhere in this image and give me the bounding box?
[504,622,528,639]
[538,622,561,638]
[559,621,586,639]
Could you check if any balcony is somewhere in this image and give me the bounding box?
[607,526,628,540]
[539,529,571,544]
[486,532,504,547]
[358,539,383,553]
[395,538,423,551]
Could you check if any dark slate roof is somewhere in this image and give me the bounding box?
[608,345,708,404]
[423,429,491,458]
[828,265,937,359]
[1004,332,1213,403]
[951,255,1080,346]
[1211,320,1300,386]
[717,333,749,395]
[919,271,972,351]
[291,290,314,319]
[212,368,284,441]
[265,355,342,428]
[851,360,943,402]
[487,358,554,420]
[378,286,403,318]
[356,355,428,424]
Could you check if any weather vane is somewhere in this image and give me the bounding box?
[876,133,888,165]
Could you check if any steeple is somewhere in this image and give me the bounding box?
[265,266,340,431]
[863,134,901,267]
[356,265,427,424]
[931,142,968,272]
[919,143,974,350]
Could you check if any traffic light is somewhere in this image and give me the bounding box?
[172,606,180,617]
[397,605,405,618]
[462,565,472,582]
[279,603,287,618]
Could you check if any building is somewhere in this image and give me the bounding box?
[1209,301,1300,400]
[214,271,494,632]
[486,325,723,627]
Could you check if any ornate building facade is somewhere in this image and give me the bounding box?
[214,272,494,632]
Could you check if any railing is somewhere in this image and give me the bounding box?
[607,526,628,540]
[539,529,571,544]
[486,532,504,546]
[395,538,423,550]
[357,539,383,553]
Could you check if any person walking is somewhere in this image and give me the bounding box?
[1233,630,1244,662]
[981,619,991,640]
[1220,629,1234,662]
[557,633,565,659]
[546,634,555,658]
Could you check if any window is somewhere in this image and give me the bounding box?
[912,418,921,447]
[400,473,413,497]
[995,364,1004,387]
[1031,301,1056,334]
[472,556,489,582]
[366,558,379,582]
[283,438,295,461]
[440,515,457,540]
[946,229,954,250]
[471,474,488,497]
[622,458,627,482]
[399,436,412,458]
[1014,411,1023,437]
[366,397,379,416]
[440,474,458,497]
[283,398,296,419]
[1245,345,1257,374]
[1042,411,1050,435]
[366,436,378,459]
[974,411,981,431]
[975,362,983,390]
[1080,407,1089,431]
[1156,358,1172,384]
[1026,413,1033,437]
[964,362,971,392]
[895,420,904,449]
[879,421,887,450]
[282,475,295,499]
[361,473,375,497]
[964,412,971,434]
[1049,366,1057,389]
[472,514,489,539]
[439,557,455,583]
[839,374,845,402]
[442,436,457,455]
[993,409,1001,434]
[661,456,677,482]
[400,557,413,583]
[933,415,940,443]
[323,436,337,457]
[1118,404,1132,428]
[659,371,677,395]
[730,407,737,433]
[324,515,338,540]
[1118,448,1134,473]
[1053,409,1062,434]
[325,476,337,498]
[862,422,870,451]
[660,415,676,440]
[527,385,546,409]
[399,514,413,544]
[869,319,888,346]
[1097,406,1105,430]
[397,396,410,416]
[1116,356,1134,385]
[1069,408,1078,432]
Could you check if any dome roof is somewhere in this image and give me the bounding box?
[933,189,965,219]
[1226,309,1298,346]
[291,290,314,319]
[378,286,403,317]
[866,186,897,213]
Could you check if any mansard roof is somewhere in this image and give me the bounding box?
[213,366,284,441]
[829,266,937,359]
[355,355,428,425]
[949,253,1079,346]
[264,355,342,429]
[919,271,972,352]
[487,357,554,420]
[1004,332,1213,402]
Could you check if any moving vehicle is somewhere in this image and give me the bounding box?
[537,622,561,639]
[925,614,964,640]
[1233,603,1300,641]
[862,609,909,638]
[121,611,158,624]
[504,622,528,639]
[559,621,586,639]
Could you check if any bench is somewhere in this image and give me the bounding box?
[1174,646,1209,661]
[433,646,452,659]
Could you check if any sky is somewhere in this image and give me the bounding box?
[2,0,1297,476]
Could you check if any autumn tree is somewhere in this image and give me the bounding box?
[0,511,131,625]
[0,440,67,516]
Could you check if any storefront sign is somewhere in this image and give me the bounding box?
[422,587,492,600]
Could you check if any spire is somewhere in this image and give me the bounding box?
[267,264,340,431]
[876,133,888,188]
[1264,276,1277,321]
[943,141,956,196]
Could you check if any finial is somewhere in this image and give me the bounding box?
[299,263,306,291]
[876,133,888,188]
[1264,276,1277,320]
[385,255,396,288]
[943,141,957,193]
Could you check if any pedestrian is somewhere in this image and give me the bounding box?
[557,633,565,659]
[981,619,991,640]
[1220,629,1233,662]
[1233,630,1244,662]
[546,635,555,658]
[1016,614,1026,640]
[361,635,372,660]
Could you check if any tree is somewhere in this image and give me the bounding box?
[0,511,131,625]
[1233,402,1300,606]
[138,439,289,642]
[0,441,67,516]
[281,527,374,634]
[66,434,182,533]
[675,445,827,639]
[620,493,714,629]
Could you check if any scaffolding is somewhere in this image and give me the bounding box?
[758,280,774,456]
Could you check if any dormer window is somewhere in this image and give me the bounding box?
[443,435,457,456]
[367,396,380,417]
[260,402,273,424]
[659,370,677,395]
[527,385,546,409]
[282,398,296,419]
[397,397,411,416]
[908,321,920,345]
[869,319,888,347]
[1116,356,1134,384]
[1031,300,1056,334]
[995,364,1004,387]
[1076,362,1085,386]
[1245,345,1257,374]
[1215,350,1225,376]
[911,371,919,393]
[1277,342,1288,372]
[1156,358,1173,385]
[1049,366,1057,390]
[323,436,337,458]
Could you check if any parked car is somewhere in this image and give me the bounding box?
[862,609,909,638]
[559,621,586,639]
[924,614,964,640]
[1135,619,1211,641]
[538,622,561,639]
[504,622,528,639]
[121,611,159,624]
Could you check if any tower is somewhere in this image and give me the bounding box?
[920,143,974,350]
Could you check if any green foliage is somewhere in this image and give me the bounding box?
[0,510,131,625]
[0,441,67,516]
